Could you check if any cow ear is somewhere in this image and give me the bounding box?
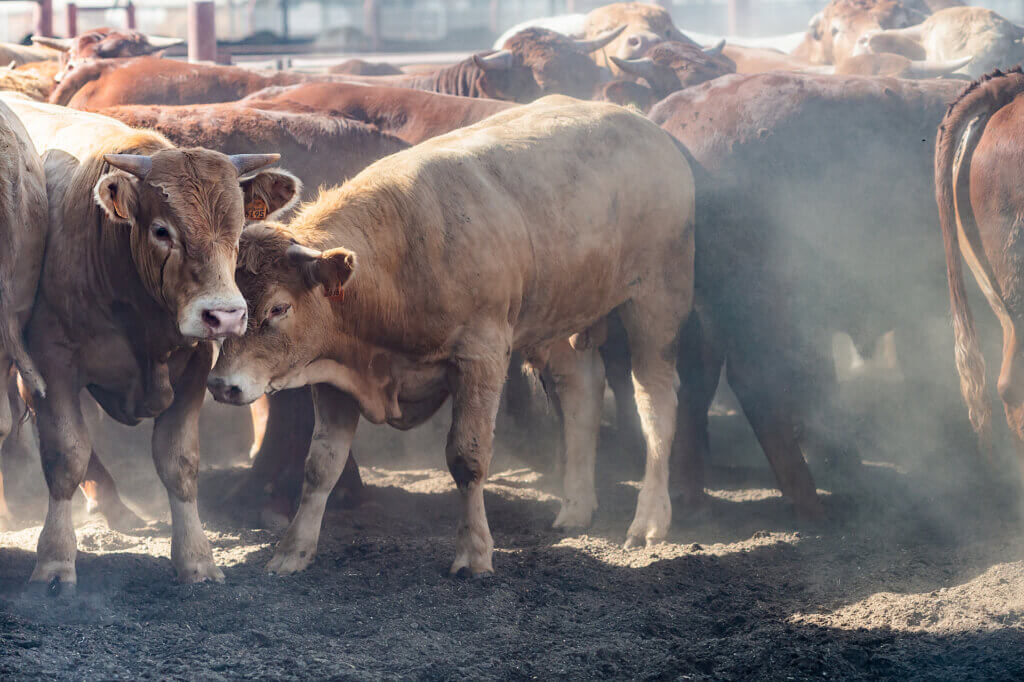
[94,171,140,223]
[240,169,302,222]
[287,243,357,296]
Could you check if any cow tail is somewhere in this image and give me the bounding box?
[934,69,1024,447]
[0,283,43,398]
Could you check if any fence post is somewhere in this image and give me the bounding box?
[727,0,748,35]
[364,0,380,51]
[66,2,77,37]
[188,1,217,62]
[489,0,500,35]
[35,0,54,37]
[126,1,136,29]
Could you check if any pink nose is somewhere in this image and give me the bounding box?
[201,307,246,337]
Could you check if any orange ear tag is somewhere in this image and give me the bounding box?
[245,197,268,221]
[325,287,345,303]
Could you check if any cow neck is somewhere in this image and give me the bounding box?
[411,59,487,99]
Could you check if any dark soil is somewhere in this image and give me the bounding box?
[2,385,1024,680]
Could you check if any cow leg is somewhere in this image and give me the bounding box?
[547,339,605,529]
[601,314,643,450]
[620,294,688,549]
[266,383,359,575]
[150,344,222,583]
[79,451,145,531]
[726,357,824,520]
[996,324,1024,477]
[249,394,269,459]
[447,330,509,576]
[0,371,14,530]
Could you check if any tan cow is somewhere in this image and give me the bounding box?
[0,94,297,590]
[583,2,693,74]
[791,0,924,64]
[208,96,695,576]
[855,7,1022,77]
[0,100,48,531]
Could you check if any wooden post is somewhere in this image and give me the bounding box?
[364,0,380,51]
[126,1,136,29]
[565,0,575,13]
[727,0,748,35]
[489,0,500,36]
[281,0,289,40]
[35,0,54,38]
[66,2,77,37]
[188,1,217,62]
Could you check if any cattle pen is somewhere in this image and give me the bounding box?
[1,0,1024,680]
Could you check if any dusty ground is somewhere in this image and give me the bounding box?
[2,384,1024,680]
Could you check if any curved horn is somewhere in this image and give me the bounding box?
[609,55,659,82]
[104,153,152,179]
[31,36,73,52]
[906,55,973,78]
[574,25,627,53]
[230,153,281,176]
[144,35,185,50]
[473,50,515,71]
[286,242,323,263]
[704,39,725,57]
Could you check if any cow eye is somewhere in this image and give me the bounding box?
[267,303,291,322]
[831,26,839,36]
[150,223,175,246]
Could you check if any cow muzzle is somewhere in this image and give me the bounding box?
[179,294,248,340]
[207,372,263,406]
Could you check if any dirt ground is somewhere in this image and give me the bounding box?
[2,381,1024,680]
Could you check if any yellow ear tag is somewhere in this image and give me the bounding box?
[246,197,268,221]
[111,197,130,221]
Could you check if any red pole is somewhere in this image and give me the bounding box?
[66,2,77,37]
[35,0,54,37]
[125,1,136,29]
[188,1,217,62]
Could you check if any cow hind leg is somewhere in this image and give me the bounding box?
[547,339,605,529]
[80,451,145,531]
[0,380,14,530]
[619,292,688,549]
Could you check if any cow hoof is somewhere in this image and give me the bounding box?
[0,512,20,532]
[794,498,827,523]
[25,575,76,601]
[452,566,494,580]
[266,549,314,576]
[99,502,147,533]
[552,499,596,530]
[176,560,225,584]
[448,554,493,577]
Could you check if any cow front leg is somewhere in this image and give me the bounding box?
[547,339,604,529]
[151,344,222,583]
[267,384,359,575]
[447,333,508,577]
[80,451,145,531]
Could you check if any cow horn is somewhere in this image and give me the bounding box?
[229,153,281,176]
[609,55,658,81]
[704,39,725,57]
[574,25,627,53]
[906,55,973,78]
[144,35,185,50]
[473,50,515,71]
[104,154,152,179]
[31,36,73,52]
[286,242,322,263]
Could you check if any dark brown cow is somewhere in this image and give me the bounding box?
[608,41,735,103]
[647,73,965,517]
[240,82,515,144]
[33,27,182,82]
[1,95,297,589]
[935,68,1024,467]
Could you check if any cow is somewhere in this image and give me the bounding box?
[0,94,298,590]
[791,0,925,65]
[935,67,1024,473]
[648,73,965,518]
[835,51,971,77]
[607,41,735,103]
[0,42,57,67]
[582,2,694,75]
[207,96,696,575]
[597,79,659,111]
[855,7,1022,78]
[327,58,402,76]
[0,101,48,532]
[0,63,56,101]
[239,82,515,145]
[32,28,183,82]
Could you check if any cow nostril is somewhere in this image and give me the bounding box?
[202,309,220,329]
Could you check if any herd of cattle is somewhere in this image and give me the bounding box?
[0,0,1023,591]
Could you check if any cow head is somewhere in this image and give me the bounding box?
[208,224,355,405]
[610,41,734,99]
[792,0,925,64]
[583,2,695,74]
[472,26,623,102]
[94,149,300,340]
[33,28,183,82]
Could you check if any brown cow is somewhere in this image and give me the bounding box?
[935,68,1024,468]
[835,51,971,77]
[791,0,924,65]
[0,100,48,532]
[608,41,735,103]
[0,94,298,590]
[208,97,695,575]
[583,2,695,74]
[327,58,402,76]
[240,82,515,145]
[33,27,183,82]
